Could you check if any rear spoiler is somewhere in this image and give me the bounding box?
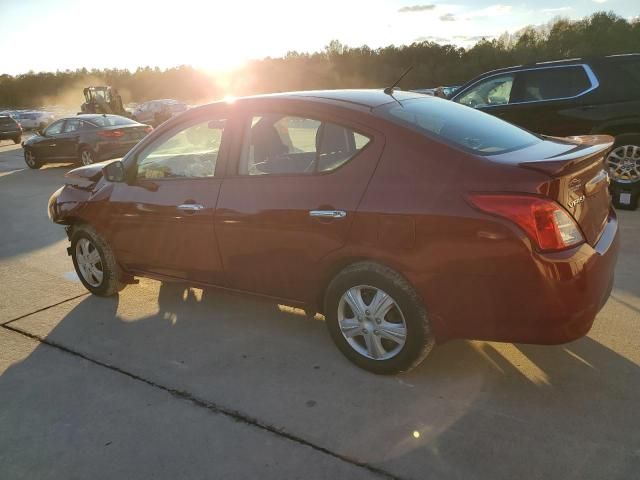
[520,135,614,176]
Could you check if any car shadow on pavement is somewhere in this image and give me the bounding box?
[0,163,76,261]
[2,279,639,479]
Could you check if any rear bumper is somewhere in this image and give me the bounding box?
[429,210,619,344]
[0,131,21,139]
[95,141,137,161]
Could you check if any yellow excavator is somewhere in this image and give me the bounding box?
[80,86,130,116]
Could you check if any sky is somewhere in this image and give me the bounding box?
[0,0,637,75]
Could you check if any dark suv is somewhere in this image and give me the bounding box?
[0,115,22,144]
[450,54,640,209]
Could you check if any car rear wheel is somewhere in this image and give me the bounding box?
[24,149,42,169]
[324,262,434,374]
[607,134,640,210]
[79,148,96,166]
[71,224,125,296]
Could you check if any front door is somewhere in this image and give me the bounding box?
[105,113,228,285]
[454,72,518,125]
[215,108,384,303]
[35,119,65,160]
[58,118,83,158]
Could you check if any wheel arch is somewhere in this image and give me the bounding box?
[314,253,414,314]
[76,142,94,155]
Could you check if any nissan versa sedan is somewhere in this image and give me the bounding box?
[23,114,152,169]
[48,90,619,374]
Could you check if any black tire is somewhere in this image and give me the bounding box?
[13,136,21,144]
[24,149,42,169]
[70,224,125,296]
[324,262,434,375]
[79,147,96,166]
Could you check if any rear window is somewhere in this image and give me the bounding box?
[380,97,540,155]
[88,115,136,127]
[0,117,16,126]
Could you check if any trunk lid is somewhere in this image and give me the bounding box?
[489,135,614,246]
[103,124,150,142]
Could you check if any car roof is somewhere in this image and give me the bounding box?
[466,53,640,79]
[203,89,426,111]
[69,114,129,120]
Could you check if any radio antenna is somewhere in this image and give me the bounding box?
[384,66,413,95]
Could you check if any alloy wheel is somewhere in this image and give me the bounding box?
[337,285,407,360]
[607,145,640,183]
[75,238,104,287]
[81,150,94,166]
[25,151,36,167]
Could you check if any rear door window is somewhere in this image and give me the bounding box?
[238,115,371,175]
[380,97,540,155]
[513,66,592,102]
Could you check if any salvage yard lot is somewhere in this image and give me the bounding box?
[0,139,639,479]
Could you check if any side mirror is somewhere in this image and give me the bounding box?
[103,160,126,182]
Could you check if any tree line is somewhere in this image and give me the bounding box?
[1,11,638,108]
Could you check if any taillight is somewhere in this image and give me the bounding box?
[144,126,153,134]
[97,129,125,138]
[468,194,584,252]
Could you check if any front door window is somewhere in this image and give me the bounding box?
[136,119,225,179]
[456,74,515,108]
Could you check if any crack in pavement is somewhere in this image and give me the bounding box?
[0,292,90,326]
[1,322,404,480]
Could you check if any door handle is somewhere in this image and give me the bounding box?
[309,210,347,219]
[177,204,205,211]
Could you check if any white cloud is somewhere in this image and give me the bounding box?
[465,4,513,20]
[541,7,572,14]
[592,0,607,3]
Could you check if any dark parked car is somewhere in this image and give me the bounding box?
[450,54,640,209]
[48,90,619,374]
[0,115,22,144]
[22,114,152,169]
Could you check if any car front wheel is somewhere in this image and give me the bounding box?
[24,149,42,169]
[324,262,434,374]
[71,224,125,296]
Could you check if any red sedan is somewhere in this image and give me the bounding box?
[48,90,619,374]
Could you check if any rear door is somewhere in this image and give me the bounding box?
[58,118,83,158]
[506,65,598,136]
[215,106,384,302]
[106,110,229,284]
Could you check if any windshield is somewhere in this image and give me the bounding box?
[379,97,541,155]
[88,115,137,127]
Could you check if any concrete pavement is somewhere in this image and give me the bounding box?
[1,139,639,479]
